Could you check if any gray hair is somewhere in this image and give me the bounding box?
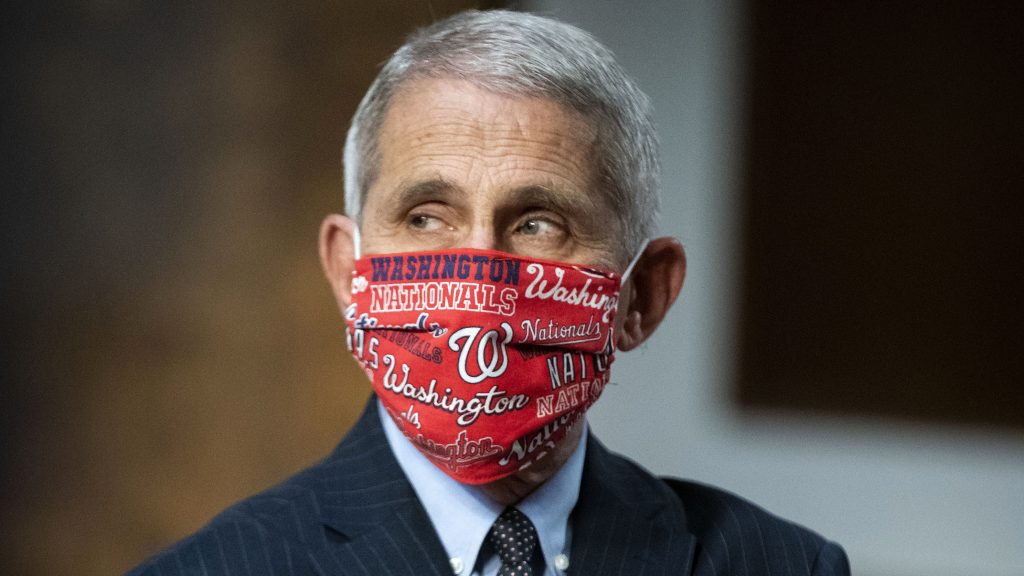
[343,9,659,260]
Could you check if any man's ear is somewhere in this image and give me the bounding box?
[616,237,686,351]
[319,214,358,313]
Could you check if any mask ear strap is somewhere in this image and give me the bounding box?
[620,238,649,283]
[352,224,361,260]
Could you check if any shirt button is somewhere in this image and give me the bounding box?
[555,553,570,571]
[449,557,464,574]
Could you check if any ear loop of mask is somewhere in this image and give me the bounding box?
[352,224,361,260]
[620,238,649,284]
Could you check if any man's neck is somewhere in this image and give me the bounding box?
[377,399,587,575]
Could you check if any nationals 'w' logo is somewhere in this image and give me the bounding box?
[448,323,513,383]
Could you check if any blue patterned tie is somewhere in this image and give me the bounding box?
[487,507,539,576]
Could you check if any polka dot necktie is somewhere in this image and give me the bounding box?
[487,507,540,576]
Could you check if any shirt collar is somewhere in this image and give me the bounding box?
[379,399,586,575]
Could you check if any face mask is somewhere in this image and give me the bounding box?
[344,245,643,485]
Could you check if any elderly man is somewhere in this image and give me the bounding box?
[130,10,849,576]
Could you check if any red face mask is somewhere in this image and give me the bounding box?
[345,248,628,484]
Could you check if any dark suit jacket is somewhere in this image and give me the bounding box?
[128,399,849,575]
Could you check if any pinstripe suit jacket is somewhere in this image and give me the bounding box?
[128,399,849,576]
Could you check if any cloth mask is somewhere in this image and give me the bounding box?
[345,245,643,484]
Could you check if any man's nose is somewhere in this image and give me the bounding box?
[463,225,499,251]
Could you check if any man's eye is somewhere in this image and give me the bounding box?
[409,214,442,230]
[518,217,558,236]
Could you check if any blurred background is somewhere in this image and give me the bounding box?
[3,1,1021,575]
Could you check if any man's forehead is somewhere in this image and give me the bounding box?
[381,78,596,144]
[367,78,600,201]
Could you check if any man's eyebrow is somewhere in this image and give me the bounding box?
[380,178,464,216]
[502,184,601,215]
[377,179,605,222]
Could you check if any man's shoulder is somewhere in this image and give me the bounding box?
[661,476,850,576]
[580,439,849,575]
[126,465,331,576]
[127,401,402,575]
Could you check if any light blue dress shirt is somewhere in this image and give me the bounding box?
[378,400,586,576]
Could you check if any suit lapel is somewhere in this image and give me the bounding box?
[568,435,697,576]
[324,505,451,576]
[305,400,696,576]
[311,398,452,576]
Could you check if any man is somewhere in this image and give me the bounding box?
[130,10,849,576]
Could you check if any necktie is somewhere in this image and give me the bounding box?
[487,507,540,576]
